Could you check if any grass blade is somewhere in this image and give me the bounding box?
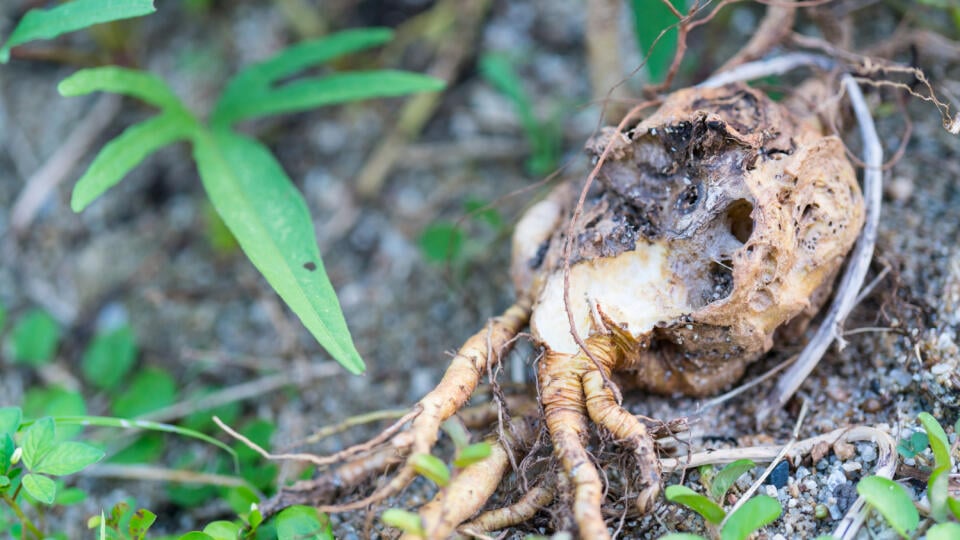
[710,459,755,501]
[59,66,186,111]
[1,0,155,63]
[918,412,952,470]
[214,71,443,125]
[720,495,782,540]
[192,129,364,374]
[856,475,918,538]
[71,111,195,211]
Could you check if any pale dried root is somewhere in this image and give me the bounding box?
[323,298,532,511]
[458,479,555,537]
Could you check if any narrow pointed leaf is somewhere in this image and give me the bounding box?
[214,71,443,126]
[948,496,960,520]
[721,495,782,540]
[34,441,104,476]
[918,412,952,470]
[59,66,185,111]
[22,473,57,504]
[22,417,56,471]
[857,476,918,538]
[665,484,726,524]
[71,112,193,211]
[710,459,756,501]
[928,466,950,523]
[192,129,364,374]
[1,0,155,63]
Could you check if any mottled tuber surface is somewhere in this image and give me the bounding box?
[278,83,865,539]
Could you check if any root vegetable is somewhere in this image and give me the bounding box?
[274,82,865,539]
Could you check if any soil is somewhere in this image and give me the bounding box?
[0,1,957,539]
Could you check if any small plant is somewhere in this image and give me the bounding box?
[858,412,960,539]
[5,308,62,366]
[660,460,783,540]
[418,197,507,279]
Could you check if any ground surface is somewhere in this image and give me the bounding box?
[0,1,958,539]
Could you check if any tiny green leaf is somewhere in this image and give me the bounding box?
[857,476,918,538]
[8,308,61,365]
[112,366,177,417]
[0,475,10,488]
[897,431,929,459]
[1,0,156,63]
[928,466,950,523]
[192,129,364,374]
[80,326,139,390]
[410,453,450,487]
[381,509,425,537]
[928,522,960,540]
[721,495,782,540]
[0,407,21,436]
[21,417,57,471]
[419,222,464,263]
[275,506,334,540]
[453,442,492,468]
[201,520,241,540]
[34,441,104,476]
[665,484,726,525]
[71,112,194,212]
[59,66,185,111]
[21,473,56,504]
[710,459,756,501]
[918,412,952,470]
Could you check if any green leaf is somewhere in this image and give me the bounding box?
[928,466,950,523]
[0,407,21,436]
[54,486,86,505]
[201,521,241,540]
[628,0,683,82]
[275,506,333,540]
[214,71,444,126]
[192,129,364,374]
[665,484,726,525]
[453,442,492,468]
[34,441,104,476]
[710,459,755,501]
[381,509,425,537]
[71,112,194,212]
[111,366,177,417]
[129,508,157,540]
[59,66,185,111]
[918,412,952,470]
[0,434,14,475]
[0,303,6,331]
[21,473,56,504]
[410,453,450,487]
[0,0,156,63]
[177,533,215,540]
[80,326,139,390]
[8,308,61,365]
[419,222,464,263]
[897,431,929,459]
[929,523,960,540]
[720,495,782,540]
[21,417,57,471]
[658,535,709,540]
[22,387,87,441]
[950,496,960,520]
[857,476,918,538]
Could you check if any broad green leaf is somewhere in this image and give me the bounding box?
[201,520,240,540]
[34,441,104,476]
[419,222,464,263]
[21,473,56,504]
[453,442,492,468]
[710,459,756,501]
[213,71,444,126]
[177,533,215,540]
[929,523,960,540]
[0,434,14,475]
[275,506,333,540]
[410,453,450,487]
[857,476,918,538]
[111,366,177,417]
[192,129,364,374]
[721,495,782,540]
[628,0,683,82]
[71,112,194,212]
[1,0,156,63]
[59,66,185,111]
[0,407,21,436]
[918,412,952,470]
[928,466,950,523]
[8,308,61,365]
[381,509,425,537]
[80,326,139,390]
[21,417,56,471]
[665,484,726,525]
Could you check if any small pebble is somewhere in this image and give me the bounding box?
[815,503,829,519]
[842,462,862,474]
[764,460,790,488]
[833,440,855,460]
[861,397,883,413]
[765,485,779,498]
